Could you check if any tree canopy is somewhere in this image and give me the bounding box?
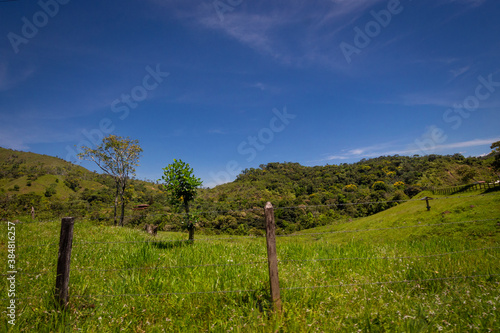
[491,140,500,173]
[160,159,202,240]
[78,135,142,226]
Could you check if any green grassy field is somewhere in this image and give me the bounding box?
[1,189,499,332]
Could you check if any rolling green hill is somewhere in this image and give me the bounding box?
[0,147,104,197]
[295,188,500,244]
[1,146,498,234]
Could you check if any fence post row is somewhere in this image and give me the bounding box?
[54,217,75,309]
[51,212,282,310]
[434,182,499,195]
[264,202,282,313]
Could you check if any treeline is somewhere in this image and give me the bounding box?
[185,154,497,233]
[1,149,498,234]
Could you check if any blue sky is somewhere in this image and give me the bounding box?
[1,0,499,187]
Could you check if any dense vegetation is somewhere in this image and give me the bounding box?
[1,147,498,235]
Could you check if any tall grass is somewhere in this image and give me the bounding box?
[1,191,499,332]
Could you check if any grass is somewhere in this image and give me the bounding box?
[1,190,499,332]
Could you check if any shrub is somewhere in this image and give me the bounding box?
[44,184,57,197]
[372,181,387,191]
[343,184,357,192]
[393,181,405,189]
[405,185,422,198]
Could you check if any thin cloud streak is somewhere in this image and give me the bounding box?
[320,137,499,162]
[154,0,386,69]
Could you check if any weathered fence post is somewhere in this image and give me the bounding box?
[54,217,75,309]
[264,202,282,313]
[422,196,433,211]
[31,206,35,221]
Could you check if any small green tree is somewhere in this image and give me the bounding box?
[371,181,387,191]
[159,159,202,241]
[78,135,142,226]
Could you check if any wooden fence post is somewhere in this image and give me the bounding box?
[422,196,433,211]
[54,217,75,309]
[264,202,282,313]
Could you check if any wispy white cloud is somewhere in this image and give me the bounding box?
[386,92,461,107]
[317,141,404,162]
[0,124,80,151]
[251,82,266,91]
[0,61,35,91]
[433,0,489,26]
[0,135,30,151]
[449,65,470,79]
[208,129,225,135]
[318,137,499,162]
[426,138,500,151]
[148,0,385,69]
[441,0,487,7]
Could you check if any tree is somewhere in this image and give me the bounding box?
[456,165,476,183]
[491,141,500,175]
[371,181,387,191]
[78,135,142,226]
[159,159,202,241]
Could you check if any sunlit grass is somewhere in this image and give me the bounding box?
[1,190,499,332]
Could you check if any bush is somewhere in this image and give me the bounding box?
[372,181,387,191]
[393,181,405,189]
[343,184,357,192]
[392,190,409,202]
[64,177,80,192]
[405,185,422,198]
[248,227,265,237]
[44,185,56,197]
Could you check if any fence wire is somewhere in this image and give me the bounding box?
[16,235,258,248]
[4,274,497,301]
[5,246,498,278]
[282,274,500,291]
[279,246,500,263]
[73,260,267,273]
[278,218,498,238]
[12,218,498,248]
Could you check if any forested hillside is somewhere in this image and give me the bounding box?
[0,147,161,221]
[1,147,498,234]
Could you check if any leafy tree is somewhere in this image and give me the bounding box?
[78,135,142,226]
[393,181,405,190]
[343,184,357,192]
[371,181,387,191]
[44,184,57,197]
[491,141,500,174]
[160,159,202,240]
[64,175,80,192]
[456,165,476,183]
